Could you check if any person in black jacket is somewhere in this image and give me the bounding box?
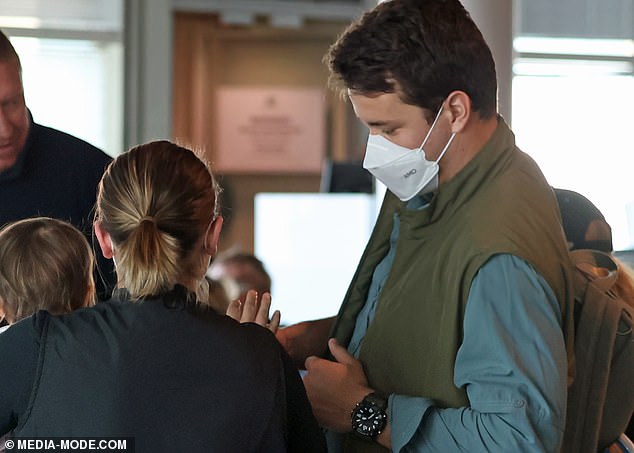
[0,140,325,453]
[0,29,114,300]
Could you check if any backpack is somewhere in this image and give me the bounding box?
[562,249,634,453]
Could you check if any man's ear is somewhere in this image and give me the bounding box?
[446,90,471,134]
[94,221,114,259]
[204,216,224,257]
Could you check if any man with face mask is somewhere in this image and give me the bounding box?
[300,1,575,452]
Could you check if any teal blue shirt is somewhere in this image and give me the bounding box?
[328,199,567,452]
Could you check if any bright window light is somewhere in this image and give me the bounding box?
[514,58,632,77]
[10,36,123,157]
[255,193,378,325]
[514,37,634,58]
[512,70,634,250]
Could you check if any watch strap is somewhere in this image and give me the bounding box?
[363,392,387,410]
[351,392,388,441]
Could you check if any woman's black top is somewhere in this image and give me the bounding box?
[0,287,325,452]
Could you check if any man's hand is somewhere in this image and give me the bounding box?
[226,290,281,334]
[303,338,373,432]
[276,316,335,367]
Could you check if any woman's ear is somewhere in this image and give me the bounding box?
[204,216,224,257]
[446,90,471,134]
[94,221,114,259]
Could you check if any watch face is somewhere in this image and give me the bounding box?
[352,401,387,438]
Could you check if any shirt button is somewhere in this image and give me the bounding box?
[513,399,525,408]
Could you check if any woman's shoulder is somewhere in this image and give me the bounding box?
[0,311,49,345]
[203,313,284,356]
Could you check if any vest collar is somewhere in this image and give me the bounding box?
[397,117,516,229]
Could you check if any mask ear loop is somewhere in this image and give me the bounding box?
[434,132,456,164]
[418,104,446,151]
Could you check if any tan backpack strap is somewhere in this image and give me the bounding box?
[570,249,618,293]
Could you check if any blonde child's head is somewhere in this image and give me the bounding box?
[0,217,95,324]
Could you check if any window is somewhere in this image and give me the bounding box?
[10,37,123,156]
[512,2,634,250]
[2,0,124,156]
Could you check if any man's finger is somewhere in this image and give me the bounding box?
[328,338,357,365]
[304,355,321,371]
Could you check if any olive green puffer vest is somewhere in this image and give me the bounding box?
[331,119,574,452]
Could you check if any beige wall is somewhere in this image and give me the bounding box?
[172,13,361,253]
[461,0,514,122]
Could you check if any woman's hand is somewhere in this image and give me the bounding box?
[226,290,281,334]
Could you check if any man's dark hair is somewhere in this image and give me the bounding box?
[326,0,497,121]
[223,253,272,292]
[0,29,21,69]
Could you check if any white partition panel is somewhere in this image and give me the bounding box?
[255,193,377,325]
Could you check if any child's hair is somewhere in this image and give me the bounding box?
[0,217,95,324]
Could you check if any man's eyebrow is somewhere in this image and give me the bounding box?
[366,120,390,127]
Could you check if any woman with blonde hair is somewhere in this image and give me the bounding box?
[0,217,95,330]
[0,141,324,452]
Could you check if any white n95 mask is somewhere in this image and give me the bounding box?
[363,106,456,202]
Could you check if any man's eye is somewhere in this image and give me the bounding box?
[382,128,396,136]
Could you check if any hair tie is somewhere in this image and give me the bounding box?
[140,216,156,225]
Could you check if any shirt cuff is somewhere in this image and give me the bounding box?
[388,394,435,452]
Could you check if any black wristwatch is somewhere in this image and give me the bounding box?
[351,392,388,441]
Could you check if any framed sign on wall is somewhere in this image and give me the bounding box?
[215,87,325,173]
